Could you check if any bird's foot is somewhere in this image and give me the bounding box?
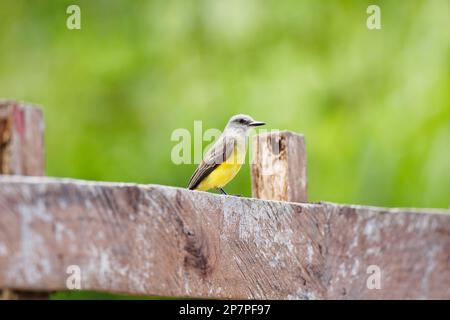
[217,188,241,197]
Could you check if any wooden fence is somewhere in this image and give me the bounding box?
[0,101,449,299]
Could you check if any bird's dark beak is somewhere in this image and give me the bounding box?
[250,121,265,127]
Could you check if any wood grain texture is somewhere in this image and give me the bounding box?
[0,176,448,299]
[0,101,44,176]
[0,101,46,299]
[251,131,307,203]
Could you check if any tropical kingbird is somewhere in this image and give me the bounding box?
[188,114,265,194]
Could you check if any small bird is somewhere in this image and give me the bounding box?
[188,114,265,195]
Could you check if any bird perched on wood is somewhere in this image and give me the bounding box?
[188,114,265,195]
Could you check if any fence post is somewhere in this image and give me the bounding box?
[0,101,47,299]
[0,101,45,176]
[251,131,307,202]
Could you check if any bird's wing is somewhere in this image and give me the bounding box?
[188,135,236,190]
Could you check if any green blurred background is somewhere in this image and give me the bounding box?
[0,0,449,298]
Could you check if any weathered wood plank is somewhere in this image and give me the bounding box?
[251,131,307,202]
[0,101,44,176]
[0,176,448,299]
[322,203,450,299]
[0,101,46,300]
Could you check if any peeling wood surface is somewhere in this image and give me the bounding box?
[0,176,449,299]
[251,131,307,203]
[0,101,44,176]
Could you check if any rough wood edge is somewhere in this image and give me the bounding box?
[0,176,449,299]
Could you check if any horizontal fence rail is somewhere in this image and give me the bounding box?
[0,176,449,299]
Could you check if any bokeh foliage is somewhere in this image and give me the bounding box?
[0,0,449,298]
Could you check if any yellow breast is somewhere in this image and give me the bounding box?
[196,146,244,191]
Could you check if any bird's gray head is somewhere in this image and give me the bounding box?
[225,114,265,133]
